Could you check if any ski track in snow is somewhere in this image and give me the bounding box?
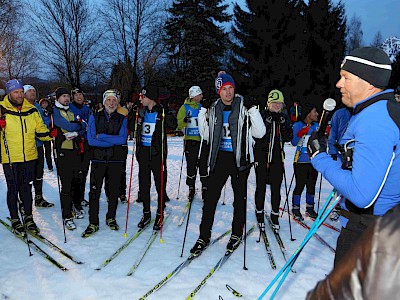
[0,137,339,300]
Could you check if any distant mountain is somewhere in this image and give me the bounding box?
[381,36,400,62]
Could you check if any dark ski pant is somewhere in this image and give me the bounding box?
[72,150,91,209]
[33,145,45,196]
[334,211,378,266]
[57,150,81,219]
[138,148,167,214]
[184,140,208,188]
[88,161,123,225]
[292,163,318,207]
[3,161,35,219]
[105,145,128,198]
[43,141,53,170]
[254,151,284,214]
[199,151,250,241]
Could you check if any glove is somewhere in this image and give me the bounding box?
[49,127,58,138]
[64,131,79,140]
[307,131,327,159]
[201,98,211,109]
[183,115,192,123]
[331,154,338,161]
[243,96,257,110]
[0,117,6,129]
[296,125,310,138]
[77,137,85,155]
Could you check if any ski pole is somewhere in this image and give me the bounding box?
[50,115,67,243]
[176,126,187,200]
[124,108,139,237]
[242,111,250,271]
[316,173,323,213]
[0,118,33,256]
[160,108,166,243]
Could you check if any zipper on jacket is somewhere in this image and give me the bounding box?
[19,114,27,162]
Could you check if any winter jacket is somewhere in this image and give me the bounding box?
[291,121,319,163]
[53,104,87,152]
[41,108,52,129]
[328,107,351,156]
[306,204,400,300]
[198,95,265,172]
[177,97,202,142]
[34,102,46,147]
[69,102,91,139]
[87,109,127,162]
[134,104,177,159]
[0,95,52,164]
[312,90,400,216]
[254,109,292,163]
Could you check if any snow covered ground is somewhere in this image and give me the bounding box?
[0,137,338,300]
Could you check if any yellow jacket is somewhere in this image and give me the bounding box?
[0,95,52,163]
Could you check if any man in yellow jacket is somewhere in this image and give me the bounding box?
[0,79,56,236]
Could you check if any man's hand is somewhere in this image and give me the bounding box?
[307,131,327,159]
[183,115,192,123]
[64,131,78,140]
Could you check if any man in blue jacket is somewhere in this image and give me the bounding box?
[82,90,127,237]
[308,47,400,266]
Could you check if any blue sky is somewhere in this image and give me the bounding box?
[227,0,400,44]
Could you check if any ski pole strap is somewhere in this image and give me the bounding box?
[226,284,243,297]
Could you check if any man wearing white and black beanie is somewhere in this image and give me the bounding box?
[307,47,400,267]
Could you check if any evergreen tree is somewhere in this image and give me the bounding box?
[390,51,400,88]
[109,59,135,104]
[305,0,346,106]
[164,0,229,99]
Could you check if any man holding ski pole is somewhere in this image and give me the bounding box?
[308,47,400,266]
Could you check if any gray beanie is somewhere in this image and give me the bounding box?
[341,47,392,89]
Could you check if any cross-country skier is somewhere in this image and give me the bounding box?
[254,89,292,231]
[81,90,127,237]
[190,71,265,256]
[176,86,208,200]
[291,103,319,220]
[308,47,400,266]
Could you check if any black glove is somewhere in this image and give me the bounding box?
[183,115,191,123]
[307,131,327,158]
[243,96,257,110]
[331,154,338,161]
[201,98,211,109]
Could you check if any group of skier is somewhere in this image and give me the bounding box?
[1,47,400,289]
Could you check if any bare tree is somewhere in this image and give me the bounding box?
[371,31,383,48]
[28,0,102,87]
[347,14,364,52]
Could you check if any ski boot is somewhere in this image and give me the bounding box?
[138,212,151,229]
[10,218,26,237]
[270,210,280,232]
[24,215,40,234]
[35,195,54,208]
[153,213,164,231]
[81,224,99,238]
[120,195,128,204]
[226,234,241,252]
[255,209,265,230]
[64,218,76,230]
[72,206,85,219]
[292,206,304,221]
[190,238,209,257]
[106,218,119,231]
[306,204,318,219]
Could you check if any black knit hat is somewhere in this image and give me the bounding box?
[71,87,84,96]
[302,103,316,121]
[341,47,392,89]
[55,87,70,100]
[141,84,159,102]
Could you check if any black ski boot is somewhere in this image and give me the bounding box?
[292,206,304,221]
[190,238,209,257]
[255,210,265,230]
[81,224,99,238]
[270,210,280,232]
[153,213,164,231]
[35,195,54,208]
[226,234,241,252]
[119,195,128,204]
[138,212,151,229]
[24,215,40,234]
[188,186,195,201]
[306,205,318,219]
[10,218,26,237]
[106,218,119,230]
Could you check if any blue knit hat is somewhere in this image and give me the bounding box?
[6,79,24,94]
[215,71,235,95]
